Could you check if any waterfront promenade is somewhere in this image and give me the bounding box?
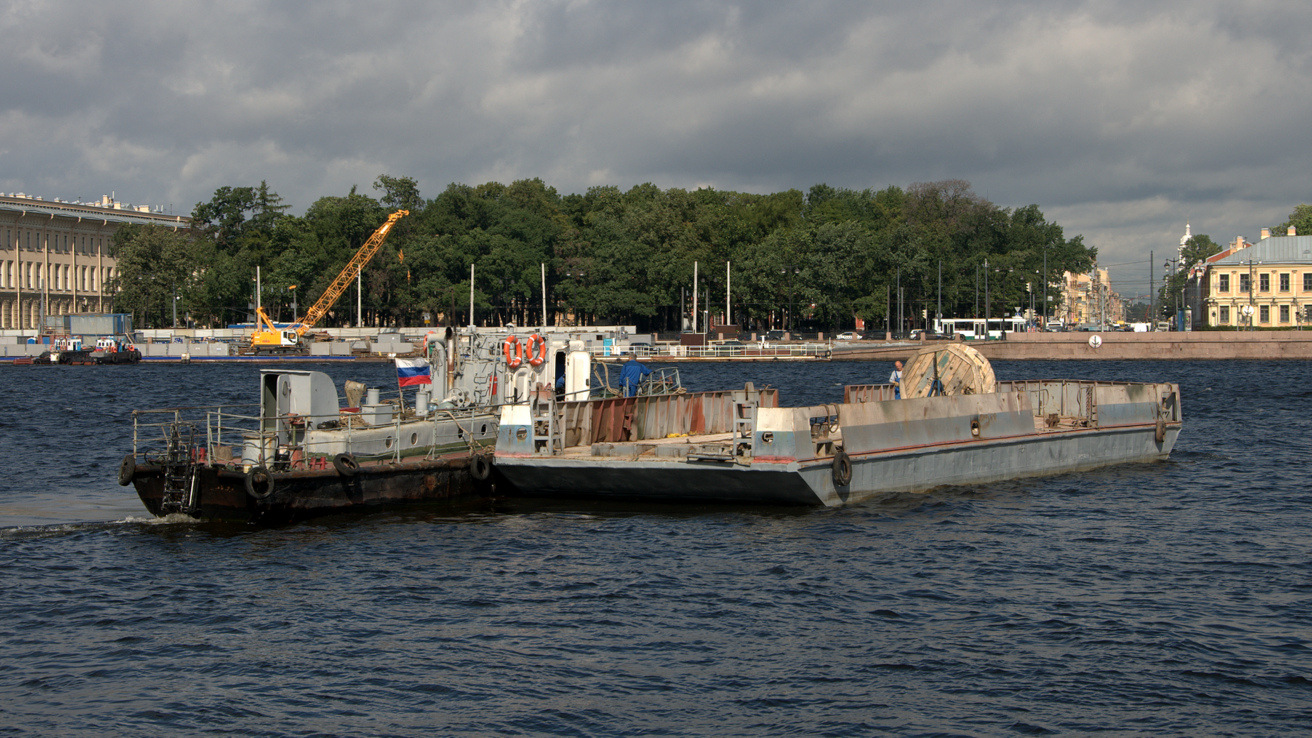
[832,331,1312,361]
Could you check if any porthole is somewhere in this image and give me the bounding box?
[386,436,394,449]
[410,432,419,445]
[516,428,528,441]
[480,423,488,435]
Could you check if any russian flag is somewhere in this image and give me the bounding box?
[395,358,432,387]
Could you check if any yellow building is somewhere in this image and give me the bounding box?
[1058,269,1124,326]
[0,193,188,330]
[1205,227,1311,328]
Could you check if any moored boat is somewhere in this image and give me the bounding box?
[492,344,1182,506]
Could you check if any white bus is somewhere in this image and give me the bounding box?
[934,316,1027,340]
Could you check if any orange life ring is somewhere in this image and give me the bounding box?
[526,333,547,367]
[503,335,522,368]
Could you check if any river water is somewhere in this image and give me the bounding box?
[1,359,1308,736]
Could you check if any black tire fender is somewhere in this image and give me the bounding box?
[117,453,137,486]
[471,453,493,481]
[831,449,853,487]
[245,465,275,500]
[333,453,360,477]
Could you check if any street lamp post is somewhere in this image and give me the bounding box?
[1248,259,1256,332]
[1170,257,1180,328]
[780,266,799,335]
[289,285,298,321]
[1042,246,1048,327]
[896,267,902,337]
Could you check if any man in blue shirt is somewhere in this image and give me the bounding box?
[620,356,652,397]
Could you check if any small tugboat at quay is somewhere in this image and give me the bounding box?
[493,344,1182,506]
[17,335,141,365]
[120,326,632,523]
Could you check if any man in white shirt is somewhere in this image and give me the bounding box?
[890,360,903,399]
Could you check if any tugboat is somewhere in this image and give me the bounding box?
[14,334,141,365]
[90,335,142,364]
[122,368,501,523]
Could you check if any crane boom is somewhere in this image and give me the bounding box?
[293,209,408,335]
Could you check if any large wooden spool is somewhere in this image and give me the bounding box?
[901,343,996,398]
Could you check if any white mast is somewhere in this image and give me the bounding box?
[725,261,730,328]
[692,261,699,333]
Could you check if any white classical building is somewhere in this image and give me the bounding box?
[0,193,189,330]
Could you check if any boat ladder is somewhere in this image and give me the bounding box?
[531,393,561,455]
[733,388,757,461]
[160,423,201,516]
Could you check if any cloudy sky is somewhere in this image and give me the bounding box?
[3,0,1309,298]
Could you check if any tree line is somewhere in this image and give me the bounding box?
[109,176,1101,333]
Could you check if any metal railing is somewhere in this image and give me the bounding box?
[617,342,832,360]
[131,387,499,473]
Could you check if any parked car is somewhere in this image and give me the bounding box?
[711,339,745,356]
[909,329,949,341]
[835,331,859,341]
[764,330,785,341]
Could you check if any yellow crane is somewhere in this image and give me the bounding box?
[250,209,409,353]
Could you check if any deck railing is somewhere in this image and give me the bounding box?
[130,386,497,471]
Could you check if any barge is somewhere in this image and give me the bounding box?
[492,344,1182,506]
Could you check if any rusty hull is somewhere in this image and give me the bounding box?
[131,455,492,524]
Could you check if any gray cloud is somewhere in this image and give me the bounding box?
[2,0,1310,297]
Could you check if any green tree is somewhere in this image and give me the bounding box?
[373,174,424,212]
[191,181,289,256]
[108,224,196,328]
[1277,204,1312,236]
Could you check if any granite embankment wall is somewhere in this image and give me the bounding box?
[835,332,1312,361]
[982,331,1312,360]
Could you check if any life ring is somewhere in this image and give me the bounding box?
[117,453,136,486]
[526,333,547,367]
[831,449,853,487]
[503,336,522,369]
[1155,416,1166,443]
[333,452,360,477]
[471,453,492,481]
[245,465,275,500]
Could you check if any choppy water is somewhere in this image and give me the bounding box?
[1,359,1309,736]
